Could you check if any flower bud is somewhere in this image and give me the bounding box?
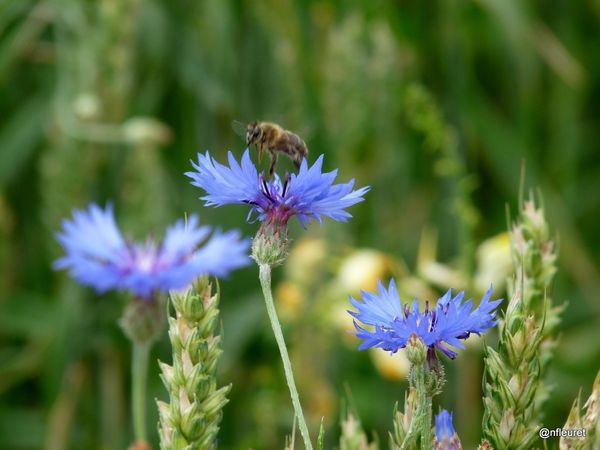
[434,410,462,450]
[251,220,289,267]
[406,333,426,365]
[477,439,492,450]
[119,296,165,346]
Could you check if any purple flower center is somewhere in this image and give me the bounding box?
[258,173,296,225]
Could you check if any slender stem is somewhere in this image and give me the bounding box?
[420,394,432,450]
[415,365,432,450]
[400,366,421,450]
[399,402,418,450]
[400,363,433,450]
[291,415,297,450]
[258,263,313,450]
[132,341,150,442]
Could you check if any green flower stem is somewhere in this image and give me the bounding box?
[399,363,432,450]
[399,404,418,450]
[120,297,164,448]
[132,341,150,442]
[259,263,313,450]
[414,367,432,450]
[419,394,432,450]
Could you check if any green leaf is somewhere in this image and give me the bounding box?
[0,407,44,449]
[0,96,47,187]
[317,419,325,450]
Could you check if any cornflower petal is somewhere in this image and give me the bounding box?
[186,149,369,227]
[55,204,250,299]
[186,150,263,208]
[55,203,124,266]
[435,410,456,441]
[434,410,462,450]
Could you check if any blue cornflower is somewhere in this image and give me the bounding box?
[349,279,502,359]
[186,149,369,227]
[55,203,250,299]
[434,410,462,450]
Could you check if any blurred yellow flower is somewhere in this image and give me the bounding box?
[329,300,360,346]
[307,380,336,420]
[475,232,512,294]
[337,249,392,292]
[395,276,438,305]
[464,332,484,350]
[369,347,410,381]
[275,281,304,321]
[417,228,467,290]
[285,237,328,285]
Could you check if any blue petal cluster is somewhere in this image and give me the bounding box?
[349,279,502,358]
[434,410,461,450]
[55,203,250,299]
[186,150,369,227]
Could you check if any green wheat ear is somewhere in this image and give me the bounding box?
[560,370,600,450]
[482,194,561,449]
[390,392,417,450]
[157,277,230,450]
[339,411,378,450]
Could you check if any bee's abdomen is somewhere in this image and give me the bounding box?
[279,132,307,155]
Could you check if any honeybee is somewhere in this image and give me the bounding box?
[232,120,308,177]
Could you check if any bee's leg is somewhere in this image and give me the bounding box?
[269,153,278,178]
[258,145,264,165]
[293,155,302,169]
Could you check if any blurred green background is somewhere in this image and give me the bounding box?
[1,0,599,449]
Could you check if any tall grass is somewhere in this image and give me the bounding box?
[1,1,599,448]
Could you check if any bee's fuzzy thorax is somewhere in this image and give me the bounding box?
[242,121,308,176]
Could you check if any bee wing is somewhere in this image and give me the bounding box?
[282,123,314,147]
[295,123,315,145]
[231,120,247,138]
